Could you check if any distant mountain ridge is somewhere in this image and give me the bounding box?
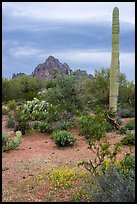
[12,56,93,79]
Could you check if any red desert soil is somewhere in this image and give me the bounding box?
[2,116,135,201]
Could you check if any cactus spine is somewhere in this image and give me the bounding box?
[109,7,120,113]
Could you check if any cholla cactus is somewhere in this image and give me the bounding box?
[109,7,120,113]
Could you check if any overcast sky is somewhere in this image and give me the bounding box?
[2,2,135,81]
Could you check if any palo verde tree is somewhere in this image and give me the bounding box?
[109,7,120,114]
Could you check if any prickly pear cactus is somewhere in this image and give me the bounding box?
[16,131,22,138]
[2,131,23,152]
[2,131,9,146]
[109,7,120,113]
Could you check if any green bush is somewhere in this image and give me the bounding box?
[52,130,76,147]
[2,108,9,115]
[6,118,15,129]
[14,108,30,135]
[77,114,112,140]
[121,132,135,146]
[14,121,30,135]
[7,100,16,110]
[38,121,52,134]
[125,119,135,130]
[118,153,135,181]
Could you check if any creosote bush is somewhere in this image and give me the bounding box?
[77,114,112,140]
[38,121,52,134]
[120,132,135,146]
[52,130,76,147]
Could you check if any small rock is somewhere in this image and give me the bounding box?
[29,147,32,149]
[28,173,33,176]
[44,160,48,163]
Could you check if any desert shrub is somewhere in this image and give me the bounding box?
[118,153,135,182]
[78,139,121,176]
[121,132,135,146]
[90,166,135,202]
[30,121,41,130]
[14,109,30,135]
[20,98,59,122]
[77,114,112,140]
[125,119,135,130]
[14,121,30,135]
[6,118,15,129]
[77,115,93,136]
[76,142,135,202]
[118,107,134,118]
[116,126,127,134]
[58,111,76,123]
[2,107,9,115]
[38,121,52,134]
[52,130,76,147]
[41,75,83,115]
[15,100,25,106]
[52,120,71,131]
[7,100,16,110]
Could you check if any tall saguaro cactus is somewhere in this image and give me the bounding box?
[109,7,120,114]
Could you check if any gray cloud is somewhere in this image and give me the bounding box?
[2,2,135,81]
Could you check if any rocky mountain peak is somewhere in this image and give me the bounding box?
[32,56,71,79]
[12,56,94,80]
